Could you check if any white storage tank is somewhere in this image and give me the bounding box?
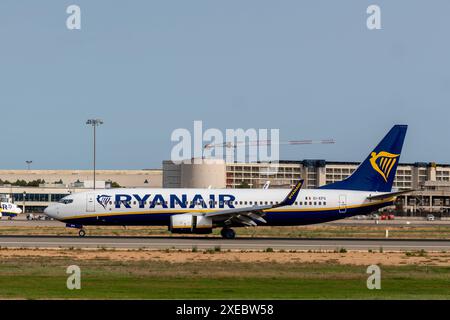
[180,158,226,188]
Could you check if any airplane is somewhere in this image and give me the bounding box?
[0,201,22,219]
[44,125,410,239]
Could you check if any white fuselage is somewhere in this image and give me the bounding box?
[44,188,392,227]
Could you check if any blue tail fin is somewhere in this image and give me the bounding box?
[320,125,408,192]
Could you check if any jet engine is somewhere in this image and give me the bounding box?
[169,214,213,234]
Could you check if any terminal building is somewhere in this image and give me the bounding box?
[0,170,162,213]
[1,161,449,216]
[163,159,450,216]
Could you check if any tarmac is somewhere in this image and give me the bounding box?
[0,235,449,251]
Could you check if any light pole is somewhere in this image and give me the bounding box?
[25,160,33,170]
[86,119,103,190]
[22,191,26,215]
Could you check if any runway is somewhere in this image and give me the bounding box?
[2,215,450,227]
[0,236,449,251]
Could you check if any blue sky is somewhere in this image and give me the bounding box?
[0,1,449,169]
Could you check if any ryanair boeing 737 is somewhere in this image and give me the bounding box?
[44,125,409,238]
[0,201,22,219]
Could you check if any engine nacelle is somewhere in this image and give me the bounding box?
[169,214,213,234]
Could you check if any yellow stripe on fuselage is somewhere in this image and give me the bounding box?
[59,198,394,221]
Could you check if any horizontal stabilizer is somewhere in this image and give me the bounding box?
[367,189,414,201]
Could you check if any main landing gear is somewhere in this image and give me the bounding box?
[66,223,86,237]
[220,228,236,239]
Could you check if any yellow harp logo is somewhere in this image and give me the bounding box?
[369,151,399,182]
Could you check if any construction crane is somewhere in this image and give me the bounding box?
[204,139,335,149]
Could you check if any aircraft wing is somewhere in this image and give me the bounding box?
[204,180,304,226]
[366,189,414,201]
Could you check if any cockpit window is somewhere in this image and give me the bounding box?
[59,198,73,204]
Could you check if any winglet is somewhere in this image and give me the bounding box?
[278,180,304,207]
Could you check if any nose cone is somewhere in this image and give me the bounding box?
[44,205,57,218]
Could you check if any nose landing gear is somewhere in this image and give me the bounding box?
[220,228,236,239]
[78,229,86,237]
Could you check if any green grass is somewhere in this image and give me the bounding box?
[0,257,449,299]
[231,225,450,239]
[2,224,450,239]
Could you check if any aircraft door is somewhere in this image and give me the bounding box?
[339,195,347,213]
[86,193,96,212]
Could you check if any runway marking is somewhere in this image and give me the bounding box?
[1,240,449,250]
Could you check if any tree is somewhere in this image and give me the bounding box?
[12,179,27,187]
[26,179,45,187]
[0,179,12,186]
[111,181,121,188]
[236,181,250,189]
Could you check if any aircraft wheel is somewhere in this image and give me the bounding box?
[78,229,86,237]
[220,228,236,239]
